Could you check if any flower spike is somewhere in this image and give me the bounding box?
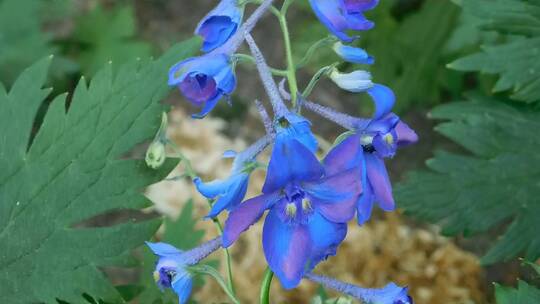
[305,273,413,304]
[244,32,288,116]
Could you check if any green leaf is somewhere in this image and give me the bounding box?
[396,97,540,264]
[72,4,153,76]
[137,200,208,303]
[448,0,540,103]
[0,37,200,303]
[495,281,540,304]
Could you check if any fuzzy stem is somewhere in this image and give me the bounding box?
[244,32,288,116]
[302,99,370,130]
[181,237,222,265]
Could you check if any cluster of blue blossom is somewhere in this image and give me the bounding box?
[148,0,417,303]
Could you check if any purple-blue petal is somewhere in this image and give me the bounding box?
[276,113,318,153]
[323,133,363,176]
[146,242,183,257]
[309,0,356,42]
[262,137,324,194]
[262,208,312,289]
[356,180,374,225]
[222,192,279,247]
[367,84,395,120]
[307,210,347,259]
[395,121,418,147]
[365,153,395,211]
[171,270,193,304]
[195,0,244,52]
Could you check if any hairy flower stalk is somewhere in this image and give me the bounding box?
[255,99,274,135]
[213,0,276,56]
[244,32,289,117]
[302,99,368,130]
[180,237,223,265]
[305,273,413,304]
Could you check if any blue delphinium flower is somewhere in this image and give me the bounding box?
[195,136,272,218]
[333,41,374,65]
[221,121,362,289]
[302,85,418,225]
[195,0,244,52]
[146,238,222,304]
[169,54,236,119]
[306,273,413,304]
[309,0,379,42]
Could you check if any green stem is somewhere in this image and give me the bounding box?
[296,36,338,69]
[278,4,299,108]
[302,63,339,98]
[165,136,236,296]
[259,267,274,304]
[234,54,289,76]
[206,200,236,296]
[189,265,241,304]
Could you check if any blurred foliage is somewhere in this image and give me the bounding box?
[138,200,213,304]
[449,0,540,103]
[0,0,60,84]
[396,97,540,264]
[293,0,463,112]
[0,38,199,303]
[68,4,153,76]
[0,0,153,86]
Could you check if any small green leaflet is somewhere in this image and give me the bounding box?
[396,96,540,264]
[449,0,540,103]
[0,38,200,303]
[137,200,208,304]
[72,4,153,76]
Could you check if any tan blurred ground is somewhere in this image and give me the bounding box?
[146,108,485,304]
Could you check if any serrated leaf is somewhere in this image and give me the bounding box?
[72,4,153,76]
[448,0,540,103]
[396,97,540,264]
[0,37,200,303]
[495,281,540,304]
[137,200,208,303]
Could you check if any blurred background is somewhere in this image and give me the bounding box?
[2,0,538,303]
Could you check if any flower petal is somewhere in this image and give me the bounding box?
[263,209,312,289]
[365,153,395,211]
[262,137,324,193]
[356,181,374,225]
[367,84,395,120]
[207,175,249,218]
[333,42,374,65]
[323,133,363,176]
[307,211,347,259]
[395,121,418,146]
[171,270,193,304]
[195,0,243,52]
[222,192,279,247]
[146,242,183,257]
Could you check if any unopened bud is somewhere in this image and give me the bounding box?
[145,141,166,169]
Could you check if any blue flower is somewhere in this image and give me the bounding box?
[195,0,244,52]
[330,68,373,93]
[195,157,252,218]
[325,84,418,224]
[309,0,379,42]
[146,238,222,304]
[306,273,413,304]
[222,132,362,289]
[169,54,236,118]
[333,41,374,64]
[146,242,192,304]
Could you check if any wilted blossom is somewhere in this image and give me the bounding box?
[306,273,413,304]
[168,54,236,119]
[333,41,374,65]
[195,0,245,52]
[146,238,222,304]
[222,115,362,288]
[309,0,379,42]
